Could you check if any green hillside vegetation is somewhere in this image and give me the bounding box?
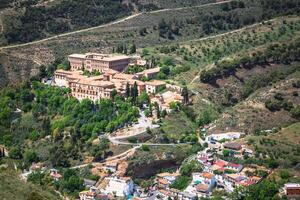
[152,109,199,143]
[133,0,217,10]
[139,16,300,134]
[0,81,141,167]
[246,122,300,168]
[144,17,300,85]
[199,38,300,84]
[1,0,133,45]
[0,168,61,200]
[1,0,300,87]
[210,69,300,133]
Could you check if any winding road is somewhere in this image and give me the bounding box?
[70,111,190,169]
[0,0,232,50]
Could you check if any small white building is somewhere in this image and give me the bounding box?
[103,177,134,197]
[103,162,118,173]
[79,186,98,200]
[206,132,243,142]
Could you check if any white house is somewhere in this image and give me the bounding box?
[206,132,243,142]
[103,177,134,197]
[79,186,98,200]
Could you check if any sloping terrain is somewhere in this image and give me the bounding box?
[245,122,300,167]
[0,168,61,200]
[0,0,224,46]
[210,69,300,133]
[0,53,39,87]
[1,0,299,87]
[0,0,133,45]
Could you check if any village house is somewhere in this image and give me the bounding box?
[225,173,247,186]
[283,183,300,198]
[136,67,160,79]
[49,169,62,181]
[197,151,214,166]
[206,132,243,143]
[193,172,216,194]
[84,179,97,189]
[208,159,243,174]
[145,80,166,94]
[157,189,197,200]
[103,162,118,173]
[68,53,130,72]
[178,191,198,200]
[156,172,180,189]
[30,162,47,172]
[102,176,135,197]
[225,162,243,172]
[223,142,242,151]
[79,186,101,200]
[129,56,148,67]
[151,90,184,111]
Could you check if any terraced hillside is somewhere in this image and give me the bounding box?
[245,122,300,168]
[139,15,300,135]
[0,0,133,45]
[0,0,222,46]
[1,0,299,87]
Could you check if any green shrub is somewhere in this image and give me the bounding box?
[170,175,191,190]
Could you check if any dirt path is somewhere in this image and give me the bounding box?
[0,0,232,50]
[70,146,140,169]
[186,18,276,89]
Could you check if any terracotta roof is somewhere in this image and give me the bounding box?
[69,53,130,61]
[113,73,137,80]
[79,190,96,197]
[214,160,228,168]
[157,178,169,185]
[196,183,209,192]
[250,176,261,182]
[126,79,145,86]
[145,80,166,86]
[226,162,243,169]
[157,172,172,177]
[202,172,214,179]
[69,53,86,59]
[50,172,62,179]
[137,67,160,75]
[157,172,180,178]
[103,69,119,75]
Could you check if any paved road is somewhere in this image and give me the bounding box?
[0,0,232,50]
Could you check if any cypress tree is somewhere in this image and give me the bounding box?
[130,44,136,54]
[131,81,138,104]
[123,44,127,54]
[181,86,189,105]
[125,82,131,98]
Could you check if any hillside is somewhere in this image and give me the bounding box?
[0,0,299,87]
[244,122,300,168]
[210,69,300,133]
[0,0,300,199]
[0,168,61,200]
[0,0,221,46]
[0,0,133,45]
